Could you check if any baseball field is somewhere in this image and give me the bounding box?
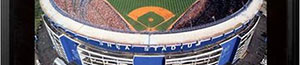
[106,0,197,32]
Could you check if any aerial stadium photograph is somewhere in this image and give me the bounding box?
[34,0,267,65]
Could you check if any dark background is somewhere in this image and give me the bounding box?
[9,0,34,65]
[1,0,298,65]
[2,0,34,65]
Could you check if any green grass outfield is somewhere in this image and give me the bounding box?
[106,0,197,31]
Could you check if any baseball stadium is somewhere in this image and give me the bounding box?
[38,0,264,65]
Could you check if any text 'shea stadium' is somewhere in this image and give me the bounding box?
[40,0,263,65]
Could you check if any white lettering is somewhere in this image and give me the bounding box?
[180,44,184,49]
[187,43,193,48]
[99,41,103,46]
[153,46,159,51]
[162,46,167,51]
[125,45,130,50]
[115,44,120,50]
[144,46,149,51]
[196,41,201,46]
[171,46,176,50]
[107,43,112,47]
